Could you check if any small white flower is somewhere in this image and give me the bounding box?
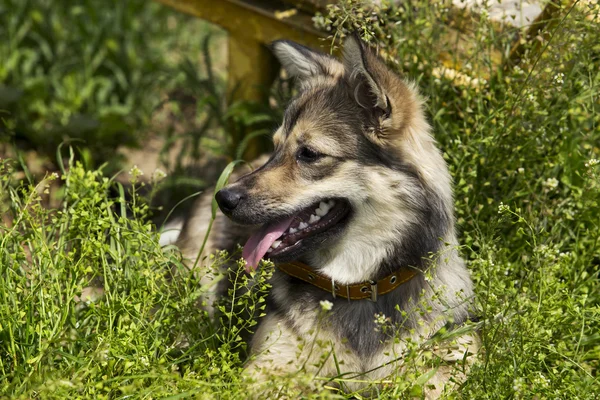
[543,177,559,190]
[152,168,167,181]
[513,377,525,393]
[374,313,388,326]
[498,202,510,214]
[129,165,143,177]
[553,72,564,85]
[585,158,599,168]
[518,168,525,174]
[536,372,550,387]
[319,300,333,311]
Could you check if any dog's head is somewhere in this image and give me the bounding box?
[216,36,453,276]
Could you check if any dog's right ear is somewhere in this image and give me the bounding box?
[271,40,343,80]
[342,35,391,122]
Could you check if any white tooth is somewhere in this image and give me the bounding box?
[309,214,320,224]
[289,227,297,234]
[314,201,331,217]
[272,240,281,249]
[299,222,308,230]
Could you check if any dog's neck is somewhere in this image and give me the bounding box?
[302,237,399,284]
[302,198,452,285]
[301,232,451,285]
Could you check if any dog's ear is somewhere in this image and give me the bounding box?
[343,34,392,126]
[271,40,342,80]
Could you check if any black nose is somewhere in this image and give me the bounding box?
[215,187,245,214]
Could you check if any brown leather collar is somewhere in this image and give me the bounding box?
[276,261,418,301]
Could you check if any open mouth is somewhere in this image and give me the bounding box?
[242,199,351,271]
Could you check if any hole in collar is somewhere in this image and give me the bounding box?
[360,286,369,293]
[390,275,397,284]
[307,273,315,281]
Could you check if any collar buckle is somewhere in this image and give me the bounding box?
[370,280,378,302]
[331,278,336,299]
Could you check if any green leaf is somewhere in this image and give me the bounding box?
[211,160,245,219]
[413,366,439,387]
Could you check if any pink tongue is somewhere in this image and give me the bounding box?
[242,216,295,272]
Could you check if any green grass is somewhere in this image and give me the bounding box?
[1,0,600,398]
[0,156,273,399]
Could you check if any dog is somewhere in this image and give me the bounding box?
[175,35,479,398]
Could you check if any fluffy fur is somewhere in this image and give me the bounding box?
[175,35,479,398]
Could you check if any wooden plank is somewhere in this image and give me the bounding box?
[155,0,327,50]
[281,0,335,14]
[508,0,573,66]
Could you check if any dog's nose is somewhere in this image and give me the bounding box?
[215,187,245,213]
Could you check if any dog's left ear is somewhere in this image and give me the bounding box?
[271,40,342,80]
[343,35,392,126]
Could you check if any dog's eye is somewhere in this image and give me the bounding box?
[297,147,322,163]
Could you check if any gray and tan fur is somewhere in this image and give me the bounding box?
[175,35,479,398]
